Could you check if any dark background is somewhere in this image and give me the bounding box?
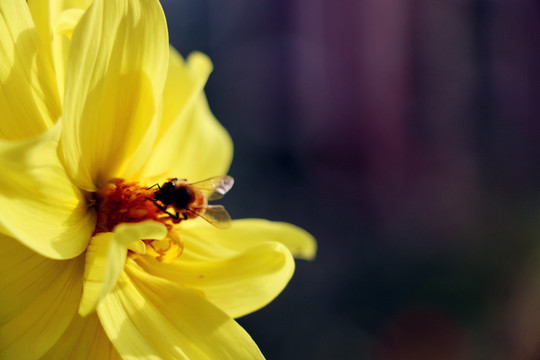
[162,1,540,359]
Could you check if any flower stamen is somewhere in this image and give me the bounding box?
[93,178,183,261]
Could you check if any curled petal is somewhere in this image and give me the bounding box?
[137,241,295,318]
[98,261,265,360]
[137,219,315,318]
[27,0,93,51]
[60,0,169,191]
[138,49,233,183]
[0,234,84,359]
[181,218,317,261]
[79,221,167,316]
[27,0,92,98]
[54,9,85,38]
[0,0,60,139]
[0,124,95,259]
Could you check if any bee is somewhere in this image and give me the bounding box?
[147,175,234,229]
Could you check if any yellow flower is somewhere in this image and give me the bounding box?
[0,0,316,359]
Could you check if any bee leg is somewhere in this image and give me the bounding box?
[167,211,181,224]
[145,198,187,224]
[146,183,161,190]
[171,211,188,220]
[146,197,160,207]
[155,207,181,223]
[168,212,189,224]
[147,198,170,215]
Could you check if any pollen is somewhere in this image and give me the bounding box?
[92,178,183,261]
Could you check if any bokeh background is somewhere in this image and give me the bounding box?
[162,1,540,359]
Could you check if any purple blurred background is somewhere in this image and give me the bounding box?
[162,0,540,359]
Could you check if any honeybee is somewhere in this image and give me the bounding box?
[147,176,234,229]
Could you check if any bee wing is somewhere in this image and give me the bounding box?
[195,205,232,229]
[190,175,234,201]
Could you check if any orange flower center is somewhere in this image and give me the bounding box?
[93,178,183,262]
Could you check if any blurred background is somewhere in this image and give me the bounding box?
[162,0,540,359]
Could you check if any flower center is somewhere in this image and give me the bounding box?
[92,178,182,262]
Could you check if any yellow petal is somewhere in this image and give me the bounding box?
[0,124,96,259]
[54,0,94,10]
[54,8,85,38]
[98,261,265,360]
[159,50,214,145]
[41,312,121,360]
[28,0,92,100]
[138,49,233,184]
[28,0,93,50]
[79,221,167,316]
[181,218,317,261]
[0,0,60,139]
[0,234,84,359]
[137,241,295,318]
[60,0,169,191]
[27,0,54,67]
[51,8,85,98]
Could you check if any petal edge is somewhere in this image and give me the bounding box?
[0,124,95,259]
